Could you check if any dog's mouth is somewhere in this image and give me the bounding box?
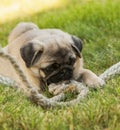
[43,65,73,85]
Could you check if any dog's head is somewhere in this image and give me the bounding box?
[20,35,83,90]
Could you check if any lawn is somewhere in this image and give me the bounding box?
[0,0,120,130]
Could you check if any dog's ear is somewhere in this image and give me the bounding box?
[71,35,83,58]
[20,42,43,67]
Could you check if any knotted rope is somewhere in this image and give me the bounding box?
[0,48,120,109]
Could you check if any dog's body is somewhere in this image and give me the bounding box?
[0,22,104,92]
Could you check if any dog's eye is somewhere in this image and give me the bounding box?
[52,63,60,69]
[45,67,54,73]
[44,63,60,74]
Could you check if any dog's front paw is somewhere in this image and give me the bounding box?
[80,69,105,88]
[84,76,105,88]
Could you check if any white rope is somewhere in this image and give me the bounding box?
[30,81,89,108]
[0,47,120,109]
[99,62,120,80]
[0,75,18,88]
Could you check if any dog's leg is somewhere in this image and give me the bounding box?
[77,69,105,88]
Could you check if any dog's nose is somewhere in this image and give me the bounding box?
[68,56,76,65]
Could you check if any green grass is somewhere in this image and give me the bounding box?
[0,0,120,129]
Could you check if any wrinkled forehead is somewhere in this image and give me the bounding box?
[42,35,73,48]
[43,37,72,56]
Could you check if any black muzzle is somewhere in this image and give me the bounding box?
[44,65,73,85]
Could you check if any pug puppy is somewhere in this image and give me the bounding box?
[2,22,104,92]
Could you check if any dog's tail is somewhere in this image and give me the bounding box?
[8,22,39,44]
